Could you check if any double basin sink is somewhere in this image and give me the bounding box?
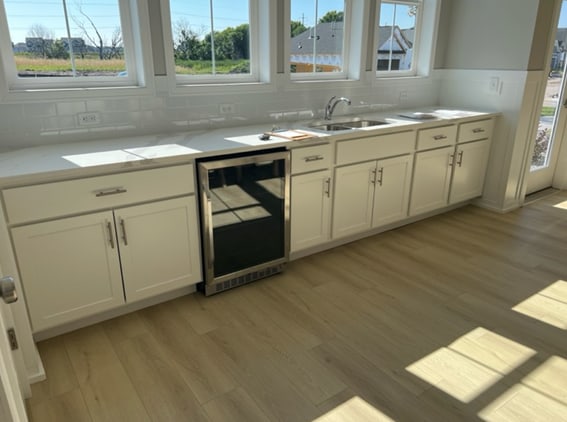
[309,119,389,132]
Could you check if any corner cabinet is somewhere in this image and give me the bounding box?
[4,165,202,333]
[290,144,333,252]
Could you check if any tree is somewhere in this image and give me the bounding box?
[46,40,69,59]
[173,19,205,61]
[319,11,344,23]
[73,6,106,59]
[291,20,307,37]
[27,24,54,57]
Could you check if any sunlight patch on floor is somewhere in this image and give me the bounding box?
[479,356,567,422]
[406,328,536,403]
[512,280,567,329]
[552,199,567,210]
[313,396,395,422]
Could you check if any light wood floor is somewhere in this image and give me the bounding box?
[26,192,567,422]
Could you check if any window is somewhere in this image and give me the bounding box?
[377,0,421,75]
[166,0,257,83]
[0,0,145,90]
[290,0,347,78]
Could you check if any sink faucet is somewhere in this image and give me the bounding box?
[324,96,351,120]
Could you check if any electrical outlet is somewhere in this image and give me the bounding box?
[77,112,101,126]
[399,91,408,101]
[219,104,235,114]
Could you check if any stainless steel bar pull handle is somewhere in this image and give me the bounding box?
[472,128,485,133]
[377,168,384,186]
[120,218,128,246]
[449,154,455,167]
[0,276,17,304]
[370,168,377,184]
[324,178,331,197]
[305,155,324,162]
[433,135,447,140]
[457,151,464,167]
[95,187,127,197]
[106,221,115,249]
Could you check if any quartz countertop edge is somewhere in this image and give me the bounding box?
[0,107,499,188]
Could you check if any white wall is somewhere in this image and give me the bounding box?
[436,0,540,71]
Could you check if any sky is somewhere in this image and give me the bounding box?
[2,0,409,45]
[13,0,567,47]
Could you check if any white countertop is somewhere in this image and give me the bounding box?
[0,107,498,187]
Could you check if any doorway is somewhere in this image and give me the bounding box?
[527,0,567,194]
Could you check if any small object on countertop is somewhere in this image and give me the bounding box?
[398,112,437,120]
[266,129,314,141]
[258,133,271,140]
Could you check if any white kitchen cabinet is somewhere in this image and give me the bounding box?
[333,154,413,238]
[409,146,455,216]
[116,196,201,302]
[290,170,332,252]
[290,144,333,252]
[372,155,414,227]
[449,139,490,204]
[12,196,201,332]
[410,118,494,216]
[332,161,376,238]
[12,212,125,332]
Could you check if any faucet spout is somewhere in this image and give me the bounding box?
[325,96,352,120]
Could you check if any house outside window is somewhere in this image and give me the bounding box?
[290,0,348,79]
[377,0,421,76]
[0,0,145,90]
[166,0,258,83]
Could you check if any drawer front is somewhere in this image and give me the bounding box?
[291,144,333,174]
[336,131,415,165]
[458,118,494,143]
[416,125,458,150]
[3,164,195,224]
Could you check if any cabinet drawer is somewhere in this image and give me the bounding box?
[3,164,195,224]
[291,144,332,174]
[458,118,494,143]
[336,131,415,165]
[416,125,457,150]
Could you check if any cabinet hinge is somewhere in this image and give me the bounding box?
[7,328,18,351]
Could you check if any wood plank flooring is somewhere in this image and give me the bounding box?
[26,192,567,421]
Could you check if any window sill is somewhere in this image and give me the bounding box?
[1,84,155,103]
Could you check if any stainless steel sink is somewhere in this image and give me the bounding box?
[309,119,389,132]
[310,123,354,131]
[341,120,389,128]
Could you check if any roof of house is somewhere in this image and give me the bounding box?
[377,26,413,53]
[290,21,344,55]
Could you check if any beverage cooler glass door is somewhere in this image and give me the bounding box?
[198,150,290,295]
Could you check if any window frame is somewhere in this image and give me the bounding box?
[162,0,263,87]
[289,0,353,81]
[0,0,152,93]
[375,0,424,78]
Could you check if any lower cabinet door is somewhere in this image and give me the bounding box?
[409,146,454,216]
[290,170,332,252]
[332,161,377,239]
[372,154,413,227]
[11,211,124,332]
[449,139,490,204]
[115,196,202,302]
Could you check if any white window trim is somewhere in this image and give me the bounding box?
[289,0,353,81]
[375,0,422,77]
[162,0,271,92]
[0,0,154,99]
[375,0,439,78]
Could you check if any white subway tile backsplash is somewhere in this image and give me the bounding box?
[0,75,441,149]
[24,103,57,117]
[56,101,86,115]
